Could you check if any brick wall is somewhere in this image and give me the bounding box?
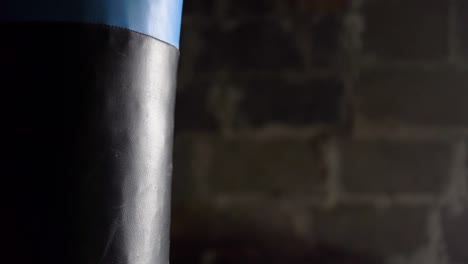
[171,0,468,263]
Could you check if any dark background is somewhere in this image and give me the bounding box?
[170,0,468,263]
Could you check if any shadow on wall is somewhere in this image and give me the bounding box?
[170,0,456,262]
[171,240,379,264]
[170,206,380,264]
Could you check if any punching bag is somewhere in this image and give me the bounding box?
[0,1,182,263]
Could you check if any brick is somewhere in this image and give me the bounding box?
[174,80,219,133]
[172,203,381,263]
[177,25,203,87]
[182,0,216,16]
[442,206,468,263]
[171,202,311,264]
[357,68,468,126]
[307,14,343,67]
[172,135,205,205]
[171,201,298,240]
[197,20,304,71]
[313,205,430,257]
[303,0,349,14]
[205,137,327,196]
[225,0,277,17]
[238,76,344,128]
[340,139,452,194]
[457,1,468,58]
[175,75,343,132]
[208,203,299,240]
[363,0,449,61]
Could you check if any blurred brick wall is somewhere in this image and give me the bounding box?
[171,0,468,263]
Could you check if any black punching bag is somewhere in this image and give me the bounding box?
[0,1,182,263]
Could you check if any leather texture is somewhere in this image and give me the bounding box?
[0,22,178,264]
